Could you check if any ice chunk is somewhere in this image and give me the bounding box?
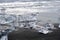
[0,14,16,24]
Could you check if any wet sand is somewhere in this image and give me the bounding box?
[8,28,60,40]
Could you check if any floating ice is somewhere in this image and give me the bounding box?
[0,13,58,35]
[0,14,16,24]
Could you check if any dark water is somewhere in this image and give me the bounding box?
[8,28,60,40]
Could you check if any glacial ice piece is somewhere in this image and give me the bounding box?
[0,35,8,40]
[32,22,56,34]
[0,14,16,24]
[0,13,56,34]
[58,24,60,28]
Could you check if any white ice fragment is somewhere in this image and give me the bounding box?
[58,25,60,28]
